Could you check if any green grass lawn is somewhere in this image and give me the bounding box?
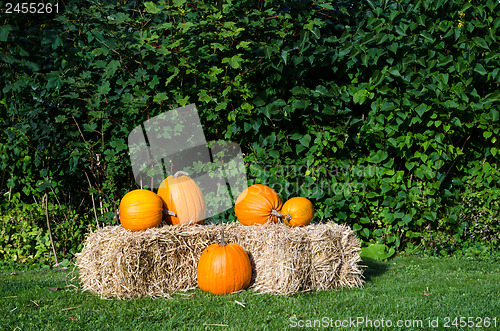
[1,256,499,330]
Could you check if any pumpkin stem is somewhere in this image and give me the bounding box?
[284,214,292,221]
[270,209,283,218]
[173,170,189,178]
[220,227,227,246]
[163,208,177,217]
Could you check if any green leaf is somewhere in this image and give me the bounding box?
[420,31,434,43]
[387,43,398,54]
[472,37,489,49]
[401,214,412,224]
[319,2,334,10]
[415,104,427,117]
[153,93,168,104]
[445,100,459,108]
[405,230,420,238]
[83,123,97,132]
[55,115,67,123]
[361,228,370,239]
[0,25,13,42]
[222,55,243,69]
[366,0,376,11]
[474,63,487,76]
[381,182,392,194]
[97,81,111,95]
[281,50,288,65]
[299,134,311,147]
[370,150,388,163]
[361,243,395,260]
[490,109,499,122]
[37,180,53,192]
[388,68,401,77]
[108,13,130,24]
[105,60,120,78]
[296,144,306,154]
[173,0,186,6]
[144,2,160,14]
[178,22,195,33]
[110,139,128,152]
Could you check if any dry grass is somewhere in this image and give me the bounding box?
[76,221,363,298]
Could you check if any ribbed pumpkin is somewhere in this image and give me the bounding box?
[157,171,206,225]
[119,189,163,231]
[234,184,283,226]
[197,228,252,295]
[280,197,315,227]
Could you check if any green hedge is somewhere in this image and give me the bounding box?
[1,0,499,263]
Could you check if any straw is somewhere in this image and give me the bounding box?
[76,221,363,298]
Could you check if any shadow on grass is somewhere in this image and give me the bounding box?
[360,257,390,282]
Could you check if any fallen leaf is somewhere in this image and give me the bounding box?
[48,287,59,291]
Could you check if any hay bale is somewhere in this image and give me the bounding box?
[76,221,363,298]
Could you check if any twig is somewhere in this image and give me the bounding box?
[84,171,100,229]
[203,323,228,327]
[50,186,69,223]
[61,305,82,311]
[234,300,245,307]
[45,193,59,266]
[71,115,87,144]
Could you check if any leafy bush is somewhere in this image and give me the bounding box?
[1,0,498,263]
[0,202,89,265]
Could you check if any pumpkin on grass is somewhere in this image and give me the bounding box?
[278,197,315,227]
[119,189,163,231]
[197,228,252,295]
[157,171,207,225]
[234,184,283,226]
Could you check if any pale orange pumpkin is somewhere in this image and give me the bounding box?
[197,228,252,295]
[234,184,283,226]
[280,197,315,227]
[119,189,163,231]
[157,171,206,225]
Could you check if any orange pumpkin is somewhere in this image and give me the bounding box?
[234,184,283,226]
[157,171,206,225]
[280,197,315,227]
[119,189,163,231]
[197,228,252,295]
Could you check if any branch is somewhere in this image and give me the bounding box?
[44,193,59,266]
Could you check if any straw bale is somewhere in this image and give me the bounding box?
[76,221,363,298]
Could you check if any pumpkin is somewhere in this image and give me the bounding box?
[157,171,206,225]
[119,189,163,231]
[234,184,283,226]
[197,228,252,295]
[279,197,315,227]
